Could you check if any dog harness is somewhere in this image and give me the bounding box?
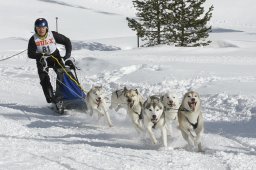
[186,116,199,129]
[129,101,143,119]
[179,106,199,129]
[178,106,192,112]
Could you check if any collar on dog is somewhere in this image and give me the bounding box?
[179,106,192,113]
[95,99,101,108]
[165,106,179,111]
[186,116,199,129]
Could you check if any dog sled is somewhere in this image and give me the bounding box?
[41,55,87,114]
[53,67,87,114]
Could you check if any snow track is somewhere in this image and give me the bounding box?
[1,46,256,169]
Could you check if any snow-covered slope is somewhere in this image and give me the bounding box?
[0,0,256,169]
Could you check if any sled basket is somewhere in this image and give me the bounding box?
[54,68,87,111]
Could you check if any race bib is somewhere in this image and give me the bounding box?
[34,31,57,55]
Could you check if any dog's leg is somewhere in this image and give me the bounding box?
[180,129,189,142]
[147,125,158,145]
[134,117,143,131]
[129,113,143,132]
[166,122,173,137]
[195,131,203,152]
[93,108,112,127]
[187,131,196,147]
[181,129,194,149]
[104,111,113,127]
[139,119,144,130]
[109,101,117,110]
[197,142,203,152]
[93,108,104,121]
[109,104,113,110]
[161,126,168,147]
[115,105,122,112]
[87,105,93,116]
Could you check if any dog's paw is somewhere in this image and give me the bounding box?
[109,123,113,127]
[152,140,158,145]
[198,148,205,153]
[97,112,104,117]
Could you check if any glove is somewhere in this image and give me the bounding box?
[64,58,75,70]
[39,55,52,72]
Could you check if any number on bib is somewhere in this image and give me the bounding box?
[42,46,50,53]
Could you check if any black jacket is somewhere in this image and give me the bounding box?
[27,31,72,61]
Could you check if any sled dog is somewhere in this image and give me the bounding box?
[178,91,204,152]
[161,92,180,137]
[125,89,144,132]
[143,96,167,147]
[87,86,113,127]
[109,87,128,112]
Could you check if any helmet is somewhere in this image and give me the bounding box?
[34,18,48,28]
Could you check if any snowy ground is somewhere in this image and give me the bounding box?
[0,0,256,169]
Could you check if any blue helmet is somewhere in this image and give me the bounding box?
[35,18,48,28]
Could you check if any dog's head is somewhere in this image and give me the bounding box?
[181,91,201,112]
[143,96,164,123]
[125,89,140,108]
[161,92,179,109]
[88,86,104,103]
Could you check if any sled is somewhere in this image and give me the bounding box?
[53,67,87,114]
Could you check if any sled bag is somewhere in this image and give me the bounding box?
[60,71,86,100]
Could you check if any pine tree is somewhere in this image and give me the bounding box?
[167,0,213,47]
[127,0,172,46]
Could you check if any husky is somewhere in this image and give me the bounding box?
[143,96,167,147]
[125,89,144,132]
[86,86,113,127]
[109,87,128,112]
[161,92,180,137]
[178,91,204,152]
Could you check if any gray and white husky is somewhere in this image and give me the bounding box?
[125,89,144,132]
[143,96,167,147]
[109,87,128,112]
[161,92,180,137]
[86,86,113,127]
[178,91,204,152]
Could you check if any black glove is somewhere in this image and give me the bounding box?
[64,58,75,70]
[39,55,53,72]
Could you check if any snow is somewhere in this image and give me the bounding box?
[0,0,256,169]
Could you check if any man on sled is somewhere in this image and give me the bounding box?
[27,18,86,114]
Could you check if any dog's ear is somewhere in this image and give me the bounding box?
[160,95,164,101]
[196,92,200,99]
[135,89,138,94]
[123,87,128,96]
[147,96,151,103]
